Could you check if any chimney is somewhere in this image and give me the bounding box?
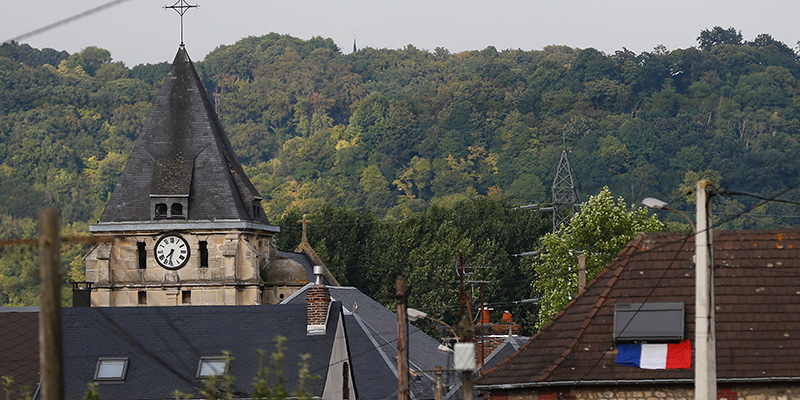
[479,306,492,324]
[306,266,330,335]
[72,281,92,307]
[501,310,513,323]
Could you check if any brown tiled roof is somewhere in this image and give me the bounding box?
[477,230,800,388]
[0,309,39,393]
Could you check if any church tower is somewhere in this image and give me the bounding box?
[84,46,280,306]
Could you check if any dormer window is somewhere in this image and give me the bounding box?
[150,196,188,220]
[155,203,168,218]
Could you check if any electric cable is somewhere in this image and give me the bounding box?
[6,0,134,44]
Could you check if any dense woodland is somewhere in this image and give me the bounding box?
[2,27,800,332]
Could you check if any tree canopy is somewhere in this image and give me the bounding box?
[2,28,800,317]
[533,187,665,327]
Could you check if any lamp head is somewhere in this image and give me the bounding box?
[641,197,669,210]
[407,308,427,322]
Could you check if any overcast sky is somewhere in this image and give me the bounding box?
[2,0,799,66]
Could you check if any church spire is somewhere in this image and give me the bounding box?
[97,46,271,227]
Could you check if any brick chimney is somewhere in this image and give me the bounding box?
[306,266,331,335]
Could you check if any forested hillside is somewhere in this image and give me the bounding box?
[2,28,800,321]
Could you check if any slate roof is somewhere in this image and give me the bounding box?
[61,304,342,399]
[284,285,454,399]
[100,46,268,224]
[477,230,800,389]
[0,308,39,394]
[482,334,530,372]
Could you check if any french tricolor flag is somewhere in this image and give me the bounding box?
[616,340,691,369]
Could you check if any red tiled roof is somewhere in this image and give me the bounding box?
[477,230,800,388]
[0,310,39,393]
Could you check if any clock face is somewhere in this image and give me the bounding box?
[154,234,190,270]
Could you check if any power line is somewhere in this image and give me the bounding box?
[6,0,133,44]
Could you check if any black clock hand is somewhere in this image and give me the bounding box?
[167,249,175,265]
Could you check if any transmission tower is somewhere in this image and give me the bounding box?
[551,147,580,231]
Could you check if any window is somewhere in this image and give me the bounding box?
[137,242,147,269]
[154,203,167,218]
[138,291,147,305]
[199,241,208,268]
[171,203,183,216]
[182,290,191,304]
[614,302,685,342]
[197,357,229,378]
[94,358,128,381]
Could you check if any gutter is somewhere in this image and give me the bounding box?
[476,377,800,390]
[89,220,280,233]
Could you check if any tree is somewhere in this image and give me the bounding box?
[533,187,665,328]
[697,26,743,51]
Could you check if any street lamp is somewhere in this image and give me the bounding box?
[407,308,460,343]
[641,197,695,231]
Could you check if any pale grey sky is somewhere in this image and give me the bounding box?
[1,0,798,66]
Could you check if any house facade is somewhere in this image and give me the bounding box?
[477,230,800,400]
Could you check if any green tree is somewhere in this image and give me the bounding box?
[698,26,743,50]
[533,187,665,328]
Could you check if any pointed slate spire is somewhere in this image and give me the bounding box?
[99,46,269,225]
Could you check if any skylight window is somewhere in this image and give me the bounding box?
[614,302,685,342]
[197,357,229,378]
[94,358,128,381]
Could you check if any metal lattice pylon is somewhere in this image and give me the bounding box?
[551,148,580,231]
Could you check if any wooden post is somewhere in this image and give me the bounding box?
[434,366,444,400]
[396,276,409,400]
[39,209,63,400]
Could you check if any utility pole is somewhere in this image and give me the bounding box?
[434,366,444,400]
[695,180,716,400]
[39,209,63,400]
[396,276,410,400]
[455,316,475,400]
[459,251,465,319]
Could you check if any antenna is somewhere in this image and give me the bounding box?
[164,0,199,46]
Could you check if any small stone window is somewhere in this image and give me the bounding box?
[94,358,128,381]
[197,357,229,378]
[138,291,147,305]
[182,290,191,304]
[137,242,147,269]
[199,241,209,268]
[171,203,183,216]
[154,203,168,218]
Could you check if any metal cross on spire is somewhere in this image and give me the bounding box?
[164,0,199,46]
[297,214,312,244]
